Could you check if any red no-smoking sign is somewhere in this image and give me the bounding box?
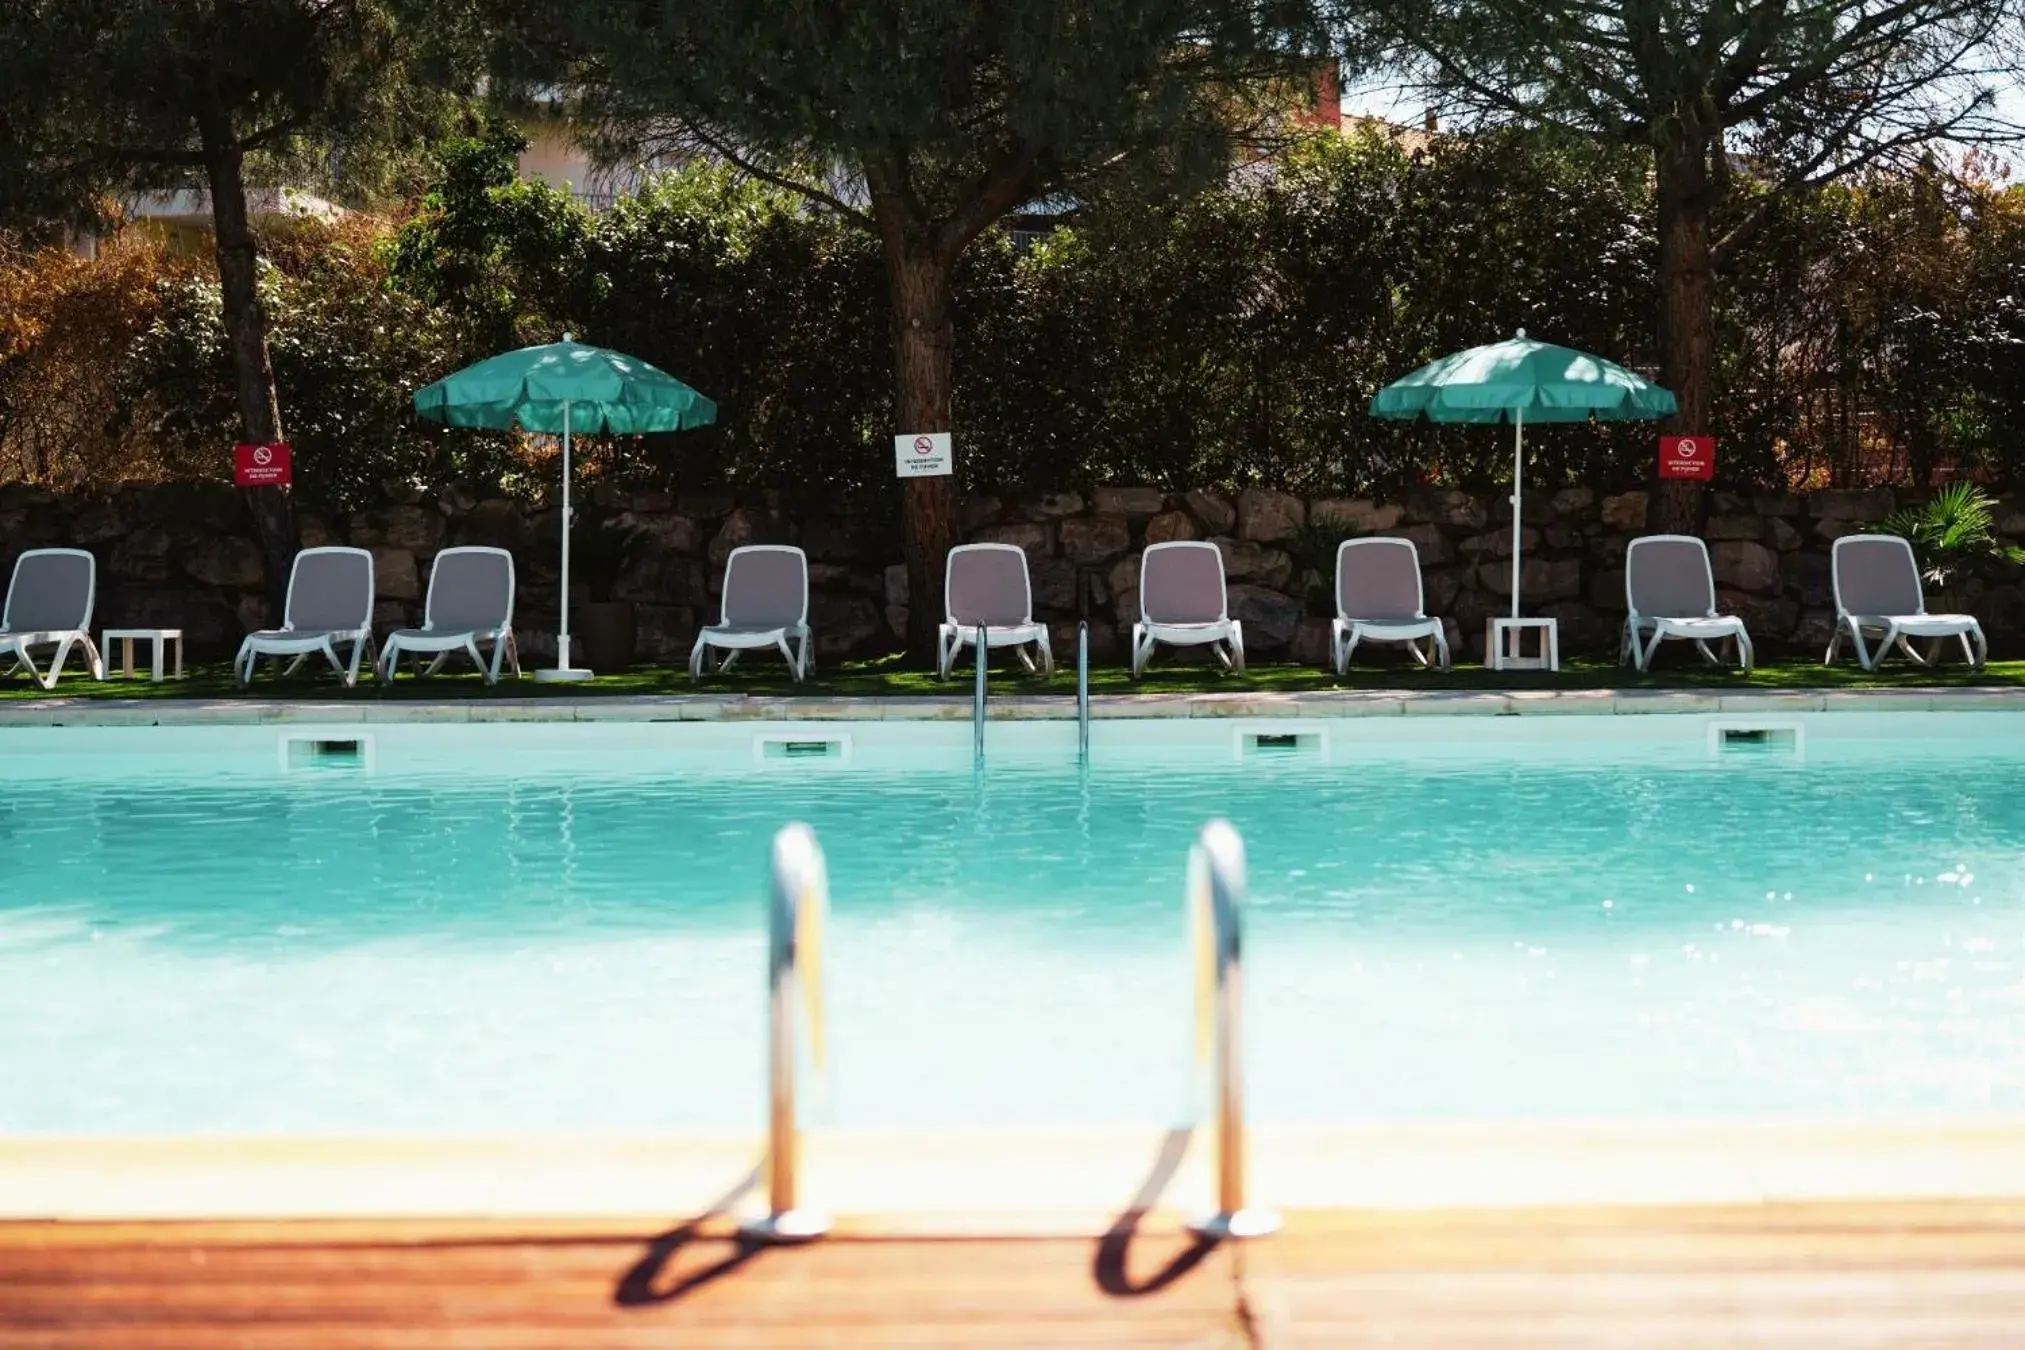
[234,442,293,487]
[1659,435,1714,482]
[912,435,934,455]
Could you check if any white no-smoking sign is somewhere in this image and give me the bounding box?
[893,431,953,479]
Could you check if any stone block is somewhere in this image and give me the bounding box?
[1423,567,1461,614]
[615,553,706,607]
[1402,487,1488,530]
[812,593,889,660]
[1107,555,1140,604]
[1704,515,1763,542]
[1785,551,1832,608]
[797,514,855,562]
[1291,617,1333,669]
[1549,487,1596,517]
[1030,556,1078,612]
[709,507,777,566]
[1755,494,1803,518]
[1059,515,1131,565]
[1184,489,1236,534]
[1024,492,1085,520]
[1228,584,1303,648]
[455,499,526,553]
[1459,526,1539,558]
[1710,539,1780,594]
[1588,570,1627,613]
[1238,489,1305,543]
[628,512,702,557]
[1399,523,1453,566]
[1477,557,1580,602]
[975,522,1054,557]
[1810,488,1893,522]
[1310,498,1403,534]
[1093,486,1166,518]
[634,604,698,662]
[109,526,173,584]
[1542,600,1611,656]
[884,563,909,610]
[183,536,264,590]
[1599,491,1648,530]
[70,502,127,545]
[1144,510,1196,545]
[1213,537,1293,589]
[1767,518,1803,552]
[371,547,420,602]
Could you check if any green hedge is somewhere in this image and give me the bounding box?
[9,122,2024,515]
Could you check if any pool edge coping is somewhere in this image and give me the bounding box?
[2,685,2023,726]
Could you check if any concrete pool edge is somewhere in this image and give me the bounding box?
[11,1120,2025,1227]
[2,684,2022,726]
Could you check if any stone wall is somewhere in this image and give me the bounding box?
[7,481,2025,665]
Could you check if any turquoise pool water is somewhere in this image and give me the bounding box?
[3,715,2023,1132]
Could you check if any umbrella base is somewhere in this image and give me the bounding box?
[533,666,595,684]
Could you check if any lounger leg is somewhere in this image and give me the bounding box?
[1016,643,1036,674]
[1037,630,1054,677]
[688,633,708,684]
[1130,625,1149,678]
[1406,634,1431,668]
[936,626,954,680]
[1968,624,1988,670]
[1849,622,1875,672]
[461,637,483,681]
[1228,623,1245,674]
[425,652,452,677]
[1736,627,1754,673]
[1340,628,1361,673]
[1640,627,1666,673]
[1693,639,1719,666]
[720,650,740,674]
[80,635,104,682]
[1825,623,1844,666]
[17,643,48,690]
[1433,625,1452,672]
[505,630,521,679]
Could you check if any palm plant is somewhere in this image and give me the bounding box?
[1877,482,2025,593]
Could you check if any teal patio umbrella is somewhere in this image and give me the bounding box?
[1370,330,1675,619]
[414,337,717,681]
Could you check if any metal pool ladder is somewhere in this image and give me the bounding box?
[1187,820,1280,1238]
[973,623,987,763]
[1076,621,1090,764]
[742,822,832,1242]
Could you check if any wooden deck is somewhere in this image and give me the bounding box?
[8,1201,2025,1348]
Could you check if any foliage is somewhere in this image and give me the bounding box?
[1877,481,2025,590]
[10,130,2025,510]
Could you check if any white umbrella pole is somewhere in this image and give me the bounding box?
[1509,407,1525,621]
[536,397,593,682]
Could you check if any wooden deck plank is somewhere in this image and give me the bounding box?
[0,1223,1247,1350]
[6,1201,2025,1348]
[1243,1203,2025,1350]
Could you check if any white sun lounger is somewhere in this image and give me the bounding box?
[1622,534,1753,672]
[1332,536,1450,673]
[0,548,104,689]
[1827,533,1986,670]
[378,546,521,685]
[937,542,1054,678]
[689,544,812,682]
[1132,540,1244,677]
[234,546,378,688]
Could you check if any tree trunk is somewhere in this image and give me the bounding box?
[199,116,298,622]
[1654,134,1716,536]
[884,241,960,666]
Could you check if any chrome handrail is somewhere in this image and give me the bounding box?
[1187,820,1280,1239]
[1076,621,1090,764]
[741,822,831,1241]
[973,623,987,763]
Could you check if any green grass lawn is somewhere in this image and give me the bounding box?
[6,651,2024,701]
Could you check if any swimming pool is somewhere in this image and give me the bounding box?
[4,712,2023,1133]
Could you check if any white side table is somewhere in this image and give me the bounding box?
[1486,617,1559,673]
[101,628,184,682]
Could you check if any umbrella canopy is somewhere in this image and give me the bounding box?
[412,338,717,434]
[1369,330,1675,425]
